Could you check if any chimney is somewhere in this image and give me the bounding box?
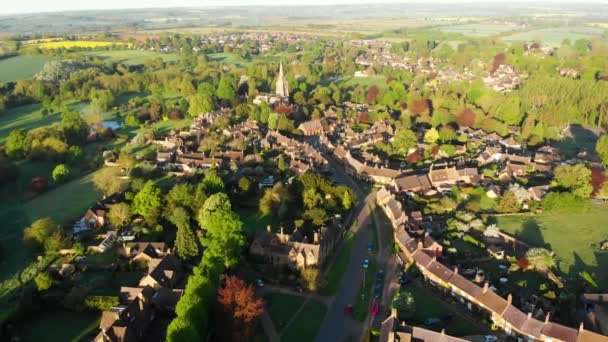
[545,312,551,324]
[440,329,445,336]
[417,240,423,250]
[527,312,532,318]
[579,322,584,332]
[313,232,319,244]
[507,294,512,305]
[453,267,459,274]
[483,282,489,294]
[267,225,272,233]
[391,307,397,318]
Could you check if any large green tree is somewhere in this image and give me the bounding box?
[170,207,199,259]
[554,164,593,198]
[392,128,418,155]
[132,181,163,224]
[392,289,415,320]
[197,193,245,269]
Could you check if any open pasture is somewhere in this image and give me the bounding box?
[503,26,605,47]
[0,55,49,82]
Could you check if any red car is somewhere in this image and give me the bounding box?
[344,304,353,316]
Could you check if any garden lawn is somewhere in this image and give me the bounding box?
[0,55,49,82]
[18,310,100,342]
[0,170,100,283]
[496,202,608,289]
[83,50,180,65]
[401,283,484,336]
[320,233,354,295]
[281,299,327,342]
[265,293,306,330]
[0,103,61,143]
[238,208,284,239]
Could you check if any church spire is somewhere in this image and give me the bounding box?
[275,61,289,98]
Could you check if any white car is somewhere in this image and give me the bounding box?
[484,336,498,342]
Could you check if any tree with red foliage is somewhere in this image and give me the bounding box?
[517,257,531,270]
[491,53,506,73]
[274,104,292,116]
[367,85,380,104]
[590,166,606,195]
[457,108,477,127]
[216,276,264,341]
[409,99,430,116]
[30,177,48,194]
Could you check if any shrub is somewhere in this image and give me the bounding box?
[84,296,120,311]
[542,192,590,213]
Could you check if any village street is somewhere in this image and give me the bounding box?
[314,153,396,342]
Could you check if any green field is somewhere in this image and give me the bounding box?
[337,75,388,90]
[280,299,327,342]
[17,310,99,342]
[0,55,49,82]
[208,52,251,66]
[440,22,522,37]
[265,293,307,330]
[503,26,606,47]
[0,104,62,143]
[320,233,354,295]
[496,203,608,289]
[0,170,99,282]
[83,50,180,65]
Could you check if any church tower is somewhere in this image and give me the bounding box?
[275,62,289,98]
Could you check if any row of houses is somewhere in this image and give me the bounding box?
[376,188,607,342]
[94,243,183,342]
[264,130,329,174]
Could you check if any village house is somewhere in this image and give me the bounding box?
[376,187,408,228]
[298,119,324,136]
[138,254,182,290]
[119,242,170,263]
[383,194,602,342]
[390,173,433,194]
[380,309,468,342]
[249,224,341,270]
[428,164,481,189]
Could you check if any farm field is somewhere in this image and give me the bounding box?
[34,41,130,49]
[502,26,606,47]
[0,55,49,82]
[0,103,61,143]
[439,22,523,36]
[496,203,608,289]
[83,50,180,65]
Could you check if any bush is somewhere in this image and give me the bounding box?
[542,192,590,213]
[84,295,120,311]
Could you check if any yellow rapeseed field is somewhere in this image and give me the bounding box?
[36,41,131,49]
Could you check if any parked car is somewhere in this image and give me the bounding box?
[255,279,264,287]
[484,336,498,342]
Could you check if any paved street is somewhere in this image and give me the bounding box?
[314,152,394,342]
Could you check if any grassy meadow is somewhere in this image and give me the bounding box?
[440,22,523,36]
[0,103,61,143]
[496,203,608,289]
[0,55,49,82]
[502,26,606,47]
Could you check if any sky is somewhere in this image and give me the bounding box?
[2,0,607,16]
